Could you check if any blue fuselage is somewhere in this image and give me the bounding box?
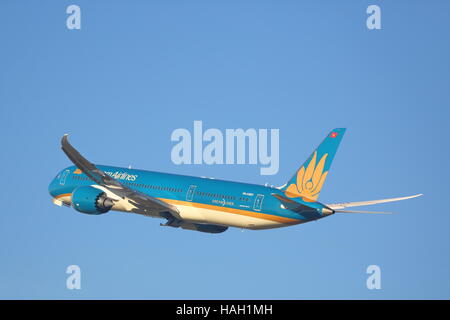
[49,165,328,229]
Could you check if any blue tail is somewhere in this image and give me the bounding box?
[280,128,346,201]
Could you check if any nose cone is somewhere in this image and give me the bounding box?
[48,176,59,198]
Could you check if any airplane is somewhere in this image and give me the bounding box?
[48,128,422,233]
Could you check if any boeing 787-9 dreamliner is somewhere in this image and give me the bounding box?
[48,129,422,233]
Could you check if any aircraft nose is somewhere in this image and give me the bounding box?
[48,177,59,198]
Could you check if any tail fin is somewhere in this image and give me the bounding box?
[280,128,346,201]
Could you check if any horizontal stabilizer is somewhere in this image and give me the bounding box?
[334,210,393,214]
[327,194,422,210]
[271,193,320,213]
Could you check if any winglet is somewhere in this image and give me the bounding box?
[61,134,69,147]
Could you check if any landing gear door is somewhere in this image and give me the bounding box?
[186,185,197,202]
[253,194,264,211]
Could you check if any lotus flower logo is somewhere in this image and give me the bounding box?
[285,151,328,201]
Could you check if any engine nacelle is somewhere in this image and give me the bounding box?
[71,186,115,215]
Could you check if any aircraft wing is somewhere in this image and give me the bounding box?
[326,194,423,210]
[61,134,180,218]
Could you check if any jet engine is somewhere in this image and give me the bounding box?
[71,186,115,215]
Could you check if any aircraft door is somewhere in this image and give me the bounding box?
[253,194,264,211]
[186,185,197,202]
[59,170,70,186]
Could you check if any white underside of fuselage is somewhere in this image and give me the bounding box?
[169,204,295,230]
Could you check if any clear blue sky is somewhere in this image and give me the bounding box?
[0,0,449,299]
